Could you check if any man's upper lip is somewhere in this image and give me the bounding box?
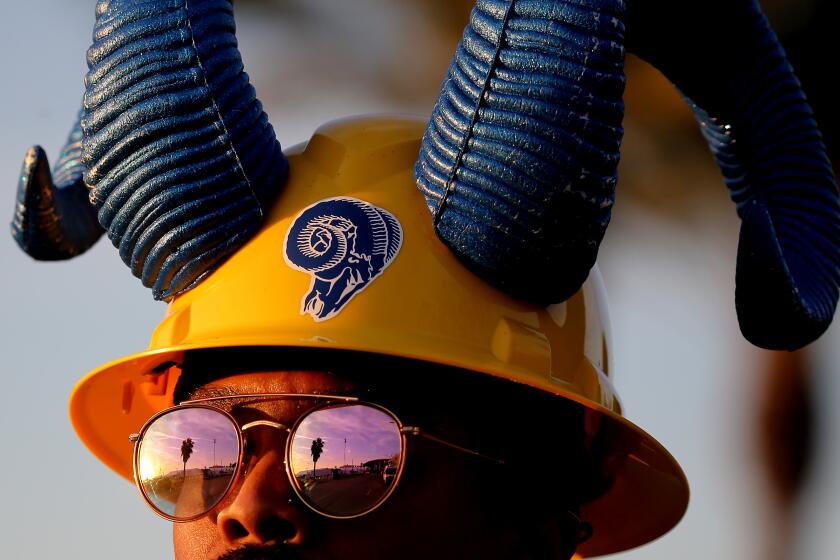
[215,545,305,560]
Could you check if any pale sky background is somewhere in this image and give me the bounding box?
[1,1,839,559]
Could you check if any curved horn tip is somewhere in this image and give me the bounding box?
[735,204,838,350]
[22,144,47,171]
[11,142,104,261]
[736,304,833,351]
[12,144,53,256]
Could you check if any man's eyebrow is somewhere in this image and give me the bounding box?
[186,385,241,401]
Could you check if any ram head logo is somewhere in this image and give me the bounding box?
[284,197,403,321]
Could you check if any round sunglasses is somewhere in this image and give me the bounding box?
[129,393,504,521]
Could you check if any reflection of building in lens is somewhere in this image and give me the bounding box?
[202,464,236,478]
[294,455,398,481]
[363,458,391,473]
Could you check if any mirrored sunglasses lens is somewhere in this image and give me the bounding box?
[136,407,239,519]
[290,404,403,517]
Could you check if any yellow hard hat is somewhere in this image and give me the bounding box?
[69,115,687,557]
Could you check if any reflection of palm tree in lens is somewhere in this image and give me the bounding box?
[311,438,324,478]
[181,438,194,477]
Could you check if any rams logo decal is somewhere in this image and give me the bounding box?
[284,197,403,321]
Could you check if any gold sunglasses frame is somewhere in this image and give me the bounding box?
[130,393,503,522]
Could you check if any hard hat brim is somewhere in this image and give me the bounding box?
[69,342,687,558]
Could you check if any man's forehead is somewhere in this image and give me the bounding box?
[172,348,376,404]
[172,348,512,415]
[188,370,358,401]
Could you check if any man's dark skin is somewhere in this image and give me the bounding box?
[170,368,587,560]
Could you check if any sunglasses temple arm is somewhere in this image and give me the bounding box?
[401,426,505,465]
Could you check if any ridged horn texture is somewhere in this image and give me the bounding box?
[626,0,840,350]
[415,0,626,304]
[11,111,104,260]
[83,0,287,300]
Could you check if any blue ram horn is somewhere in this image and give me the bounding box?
[416,0,625,306]
[12,0,288,300]
[12,111,104,259]
[625,0,840,350]
[417,0,840,350]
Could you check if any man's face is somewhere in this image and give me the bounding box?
[171,370,559,560]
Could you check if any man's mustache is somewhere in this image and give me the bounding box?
[217,544,303,560]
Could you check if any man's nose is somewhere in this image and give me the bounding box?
[214,444,311,547]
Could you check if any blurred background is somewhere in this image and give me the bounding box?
[1,0,838,558]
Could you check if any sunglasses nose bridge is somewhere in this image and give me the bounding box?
[239,420,292,470]
[241,420,291,433]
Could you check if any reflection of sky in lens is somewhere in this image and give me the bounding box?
[138,408,239,480]
[291,405,401,475]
